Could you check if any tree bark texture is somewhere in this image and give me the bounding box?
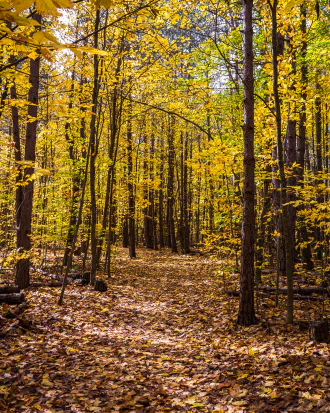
[237,0,257,326]
[167,116,178,253]
[15,13,42,289]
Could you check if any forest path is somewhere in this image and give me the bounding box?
[1,248,330,412]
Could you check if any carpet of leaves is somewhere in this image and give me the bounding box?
[1,248,330,413]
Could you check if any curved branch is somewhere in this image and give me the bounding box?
[123,96,212,138]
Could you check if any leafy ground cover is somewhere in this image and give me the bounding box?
[1,248,330,412]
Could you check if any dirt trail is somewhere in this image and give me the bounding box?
[1,249,330,412]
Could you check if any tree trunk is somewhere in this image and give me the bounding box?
[15,13,42,289]
[255,164,272,283]
[182,132,190,254]
[297,2,313,270]
[89,9,101,287]
[315,82,323,259]
[63,71,82,267]
[237,0,257,326]
[143,133,154,249]
[158,132,165,248]
[167,116,177,253]
[270,0,294,323]
[127,102,136,258]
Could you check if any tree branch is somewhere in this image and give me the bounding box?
[123,96,212,138]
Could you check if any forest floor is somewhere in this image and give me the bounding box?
[1,248,330,413]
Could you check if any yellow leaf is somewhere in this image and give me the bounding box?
[52,0,72,8]
[12,0,34,13]
[35,0,58,15]
[248,347,254,356]
[99,0,113,8]
[28,51,39,60]
[32,31,44,44]
[185,397,198,405]
[77,46,107,56]
[232,400,248,406]
[36,168,51,176]
[284,0,302,10]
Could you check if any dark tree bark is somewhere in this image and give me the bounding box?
[285,36,297,267]
[158,132,165,248]
[63,71,83,268]
[127,102,136,258]
[297,2,313,269]
[15,13,42,289]
[272,147,286,278]
[315,82,323,259]
[150,132,158,250]
[180,131,190,254]
[285,118,297,263]
[237,0,257,326]
[207,114,215,233]
[195,135,202,244]
[167,116,178,253]
[270,0,294,323]
[143,133,154,249]
[122,215,129,248]
[11,80,23,253]
[89,9,101,286]
[96,43,123,268]
[255,163,272,283]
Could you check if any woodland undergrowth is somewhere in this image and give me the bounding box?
[1,249,330,413]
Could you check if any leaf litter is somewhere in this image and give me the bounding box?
[1,248,330,412]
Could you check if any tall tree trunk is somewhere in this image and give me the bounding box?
[143,133,154,249]
[270,0,294,323]
[285,37,297,270]
[315,82,323,259]
[237,0,257,326]
[285,118,297,265]
[127,102,136,258]
[182,132,190,253]
[11,81,23,253]
[207,114,214,233]
[255,164,272,283]
[167,116,177,253]
[95,45,123,267]
[89,9,100,286]
[63,71,81,267]
[150,132,157,250]
[297,2,313,269]
[158,133,165,248]
[15,13,42,289]
[195,135,202,244]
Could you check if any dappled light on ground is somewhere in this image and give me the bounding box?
[1,248,330,412]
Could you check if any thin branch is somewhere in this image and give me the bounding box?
[123,96,212,138]
[0,56,28,73]
[254,93,277,118]
[74,0,161,45]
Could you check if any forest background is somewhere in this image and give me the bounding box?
[0,0,330,325]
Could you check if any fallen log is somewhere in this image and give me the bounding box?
[0,285,20,294]
[0,293,25,304]
[292,295,324,301]
[258,286,329,296]
[228,290,325,301]
[30,282,63,288]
